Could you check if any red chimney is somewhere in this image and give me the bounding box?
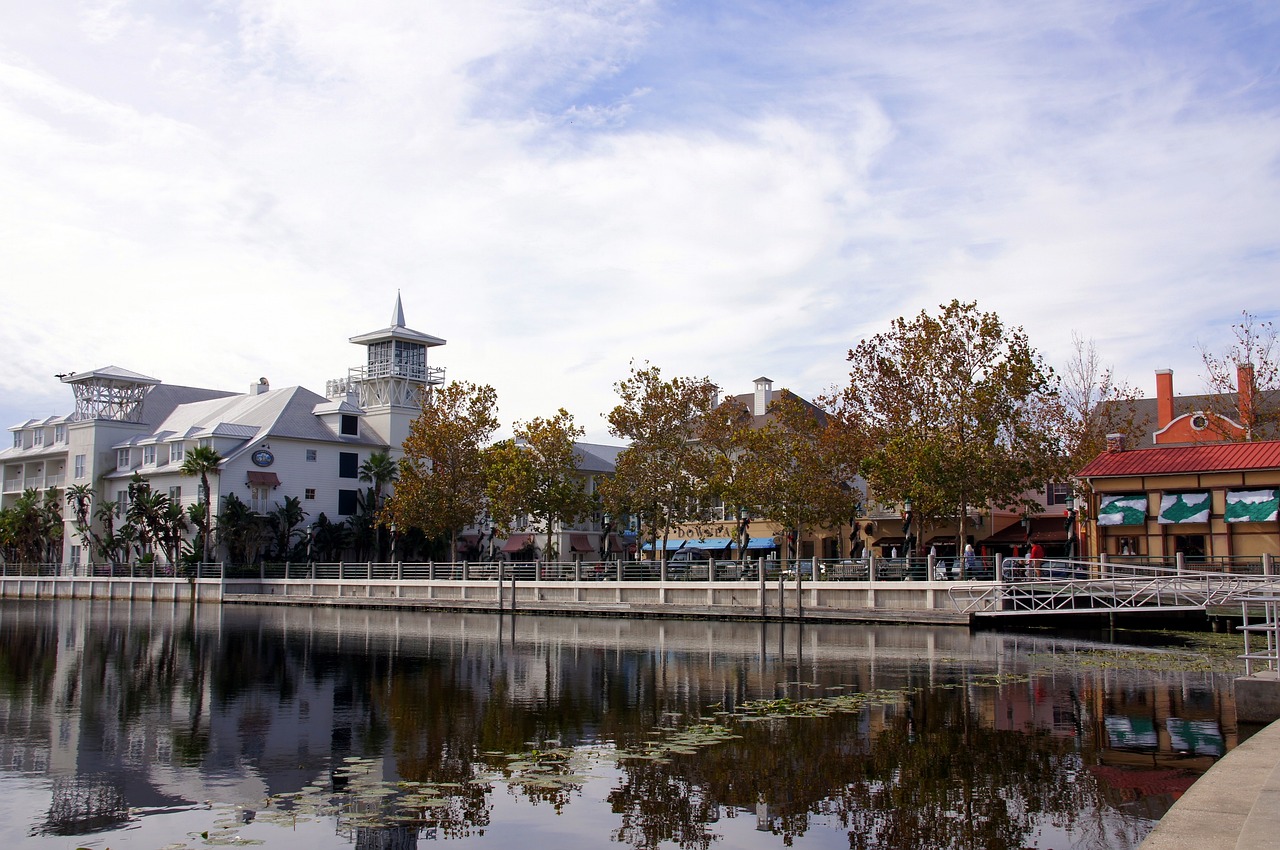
[1238,362,1256,433]
[1155,369,1174,430]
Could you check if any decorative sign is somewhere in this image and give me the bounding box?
[1097,495,1147,526]
[251,449,275,468]
[1158,492,1209,524]
[1225,489,1279,523]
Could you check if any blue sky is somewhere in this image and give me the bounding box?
[2,0,1278,442]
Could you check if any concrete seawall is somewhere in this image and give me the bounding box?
[0,574,972,625]
[1140,718,1280,849]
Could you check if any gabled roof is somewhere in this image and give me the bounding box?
[1077,440,1280,478]
[133,385,387,452]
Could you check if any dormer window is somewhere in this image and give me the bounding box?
[13,432,22,449]
[117,448,131,470]
[54,425,66,443]
[171,442,185,463]
[143,446,157,465]
[340,414,359,436]
[33,429,44,447]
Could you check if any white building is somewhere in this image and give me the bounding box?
[1,295,444,566]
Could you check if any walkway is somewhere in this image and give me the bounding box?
[1141,717,1280,849]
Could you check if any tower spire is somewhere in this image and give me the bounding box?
[392,290,405,328]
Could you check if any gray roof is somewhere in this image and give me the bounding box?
[62,365,161,385]
[575,442,623,474]
[120,385,387,454]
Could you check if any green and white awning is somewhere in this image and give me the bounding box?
[1097,495,1147,526]
[1225,489,1279,523]
[1158,492,1210,524]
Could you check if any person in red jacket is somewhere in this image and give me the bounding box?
[1028,542,1046,578]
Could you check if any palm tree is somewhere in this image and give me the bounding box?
[179,446,222,564]
[266,495,308,559]
[359,450,399,559]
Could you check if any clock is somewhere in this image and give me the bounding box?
[251,449,275,467]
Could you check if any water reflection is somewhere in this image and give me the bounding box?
[0,600,1238,849]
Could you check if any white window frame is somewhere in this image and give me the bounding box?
[33,429,44,447]
[306,449,317,462]
[117,449,131,470]
[74,455,86,480]
[143,445,157,465]
[169,485,181,502]
[171,442,185,463]
[54,424,66,444]
[12,432,21,449]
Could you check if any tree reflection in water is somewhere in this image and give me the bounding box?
[0,601,1230,849]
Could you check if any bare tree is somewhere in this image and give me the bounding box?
[1198,310,1280,441]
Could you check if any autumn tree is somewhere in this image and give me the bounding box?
[831,300,1058,553]
[692,394,756,553]
[599,362,718,559]
[735,393,862,566]
[1198,310,1280,440]
[386,381,500,556]
[485,409,595,558]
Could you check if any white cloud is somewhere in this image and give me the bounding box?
[1,0,1278,440]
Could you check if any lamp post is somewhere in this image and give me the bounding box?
[390,521,397,562]
[1064,496,1078,560]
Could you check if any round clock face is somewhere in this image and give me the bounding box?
[251,449,275,467]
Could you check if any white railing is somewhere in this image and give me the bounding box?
[948,557,1279,616]
[1240,592,1280,675]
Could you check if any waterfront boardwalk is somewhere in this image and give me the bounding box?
[1141,717,1280,849]
[1,556,1273,626]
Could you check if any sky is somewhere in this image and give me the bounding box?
[2,0,1278,443]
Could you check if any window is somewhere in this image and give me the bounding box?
[74,455,85,480]
[115,490,128,517]
[117,449,131,470]
[1046,482,1071,506]
[199,438,212,449]
[143,446,157,465]
[171,442,185,463]
[338,489,358,516]
[340,414,359,436]
[169,486,181,502]
[54,425,65,443]
[306,449,317,462]
[33,429,44,447]
[69,545,80,566]
[339,452,358,479]
[305,488,316,500]
[12,432,21,449]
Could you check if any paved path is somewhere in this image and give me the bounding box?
[1141,717,1280,849]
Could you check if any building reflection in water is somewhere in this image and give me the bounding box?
[0,599,1240,850]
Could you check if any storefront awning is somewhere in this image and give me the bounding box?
[501,533,534,553]
[569,533,594,553]
[1226,488,1280,523]
[246,471,280,488]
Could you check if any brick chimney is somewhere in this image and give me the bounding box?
[1155,369,1174,430]
[1106,433,1126,453]
[1238,362,1255,433]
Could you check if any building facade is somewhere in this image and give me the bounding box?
[1,295,445,566]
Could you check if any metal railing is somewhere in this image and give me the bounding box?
[949,557,1279,616]
[1240,591,1280,675]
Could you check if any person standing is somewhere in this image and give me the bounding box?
[1029,541,1045,578]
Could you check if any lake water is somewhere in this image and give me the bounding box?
[0,599,1242,850]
